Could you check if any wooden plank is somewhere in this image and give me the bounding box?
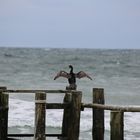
[92,88,104,140]
[46,103,70,109]
[35,101,70,109]
[0,87,9,140]
[8,133,62,137]
[7,138,20,140]
[83,103,140,112]
[34,92,46,140]
[4,89,80,94]
[110,111,124,140]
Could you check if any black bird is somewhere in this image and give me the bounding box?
[54,65,92,89]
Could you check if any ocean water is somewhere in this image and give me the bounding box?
[0,47,140,139]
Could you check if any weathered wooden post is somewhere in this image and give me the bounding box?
[61,86,75,139]
[34,92,46,140]
[67,91,82,140]
[110,111,124,140]
[62,93,72,139]
[92,88,104,140]
[0,87,9,140]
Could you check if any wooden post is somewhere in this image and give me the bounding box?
[110,111,124,140]
[0,87,9,140]
[34,92,46,140]
[67,91,82,140]
[62,93,72,138]
[92,88,104,140]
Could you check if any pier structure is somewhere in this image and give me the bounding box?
[0,86,140,140]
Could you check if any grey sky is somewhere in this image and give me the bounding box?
[0,0,140,48]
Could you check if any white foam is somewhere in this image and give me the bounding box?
[9,98,140,139]
[9,98,63,129]
[80,109,92,132]
[9,98,34,127]
[46,109,63,128]
[124,112,140,133]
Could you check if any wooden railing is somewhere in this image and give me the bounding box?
[0,87,82,140]
[0,87,140,140]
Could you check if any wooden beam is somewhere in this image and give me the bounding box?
[7,138,20,140]
[8,133,62,137]
[46,103,70,109]
[4,89,80,94]
[83,103,140,112]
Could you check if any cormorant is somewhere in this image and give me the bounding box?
[54,65,92,90]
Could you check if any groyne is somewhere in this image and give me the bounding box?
[0,87,140,140]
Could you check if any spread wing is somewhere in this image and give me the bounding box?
[54,71,71,80]
[76,71,92,80]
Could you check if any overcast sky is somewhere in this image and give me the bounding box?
[0,0,140,49]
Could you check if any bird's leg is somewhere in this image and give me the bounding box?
[66,84,77,90]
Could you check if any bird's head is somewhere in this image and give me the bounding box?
[69,65,73,69]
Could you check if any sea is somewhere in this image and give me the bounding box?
[0,47,140,140]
